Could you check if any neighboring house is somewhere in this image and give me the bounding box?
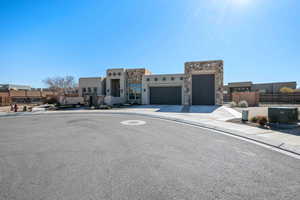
[0,84,31,92]
[224,81,297,95]
[79,60,224,106]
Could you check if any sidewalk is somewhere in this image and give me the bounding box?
[1,105,299,155]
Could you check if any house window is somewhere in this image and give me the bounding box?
[113,72,116,76]
[118,72,121,76]
[94,87,97,93]
[180,77,184,80]
[83,88,86,92]
[88,87,91,93]
[171,77,175,81]
[154,78,158,81]
[162,77,166,81]
[128,83,142,101]
[146,78,150,82]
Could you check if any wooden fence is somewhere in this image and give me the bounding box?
[260,93,300,104]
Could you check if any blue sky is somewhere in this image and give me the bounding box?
[0,0,299,88]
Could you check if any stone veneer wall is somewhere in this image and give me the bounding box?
[126,69,150,84]
[184,60,224,105]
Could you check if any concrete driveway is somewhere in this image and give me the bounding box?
[0,113,299,200]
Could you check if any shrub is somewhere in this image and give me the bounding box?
[280,87,295,93]
[43,97,58,104]
[251,116,258,123]
[257,116,268,127]
[238,100,248,108]
[229,101,237,108]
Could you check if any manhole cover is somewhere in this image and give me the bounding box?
[120,120,146,126]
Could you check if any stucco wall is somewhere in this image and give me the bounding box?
[184,60,224,105]
[142,74,185,104]
[105,69,127,105]
[78,77,104,96]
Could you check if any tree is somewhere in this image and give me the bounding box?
[43,76,78,94]
[279,87,295,93]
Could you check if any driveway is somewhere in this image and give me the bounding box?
[0,113,299,200]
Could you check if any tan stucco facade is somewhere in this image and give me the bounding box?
[79,60,224,106]
[142,74,185,105]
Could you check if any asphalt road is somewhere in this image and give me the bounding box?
[0,113,299,200]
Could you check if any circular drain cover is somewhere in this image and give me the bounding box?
[121,120,146,126]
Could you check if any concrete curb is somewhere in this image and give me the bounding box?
[1,110,299,156]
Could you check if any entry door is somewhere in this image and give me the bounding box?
[192,74,215,105]
[150,87,182,105]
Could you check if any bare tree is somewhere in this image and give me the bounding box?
[43,76,78,94]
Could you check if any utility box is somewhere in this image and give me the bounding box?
[242,110,249,122]
[268,107,298,124]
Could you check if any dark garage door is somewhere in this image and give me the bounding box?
[192,74,215,105]
[150,87,182,105]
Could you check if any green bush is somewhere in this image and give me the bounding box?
[238,100,248,108]
[251,116,258,123]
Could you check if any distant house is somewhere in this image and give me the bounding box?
[224,81,297,95]
[0,84,31,92]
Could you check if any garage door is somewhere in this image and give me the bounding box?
[192,74,215,105]
[150,87,182,105]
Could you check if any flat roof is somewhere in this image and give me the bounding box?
[144,73,185,77]
[228,82,252,87]
[79,77,102,79]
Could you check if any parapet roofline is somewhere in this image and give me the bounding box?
[144,73,185,77]
[79,77,102,79]
[185,60,223,64]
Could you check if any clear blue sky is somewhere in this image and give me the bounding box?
[0,0,299,88]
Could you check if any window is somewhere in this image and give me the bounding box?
[113,72,116,76]
[180,77,184,80]
[88,87,91,93]
[146,78,150,82]
[154,78,158,81]
[83,88,86,92]
[128,83,142,101]
[171,77,175,81]
[162,77,166,81]
[118,72,121,76]
[94,87,97,93]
